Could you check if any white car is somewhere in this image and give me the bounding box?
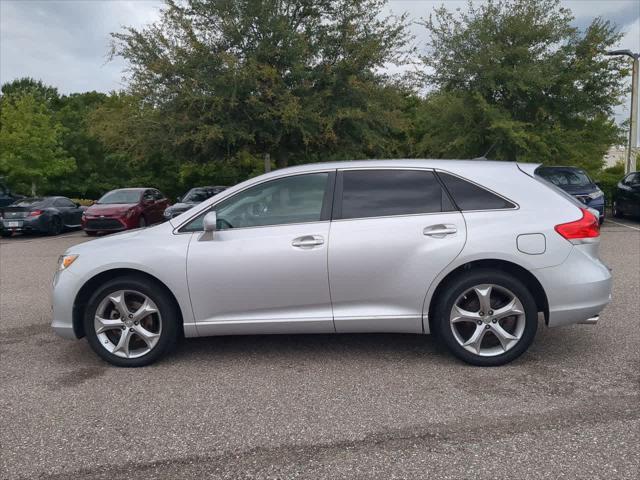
[52,160,611,367]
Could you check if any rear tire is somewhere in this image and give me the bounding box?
[83,275,179,367]
[49,216,63,235]
[434,269,538,366]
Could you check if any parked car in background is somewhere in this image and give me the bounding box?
[535,166,605,224]
[613,171,640,218]
[163,185,227,220]
[0,178,24,207]
[0,196,84,237]
[52,160,611,368]
[82,188,170,236]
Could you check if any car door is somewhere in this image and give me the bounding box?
[328,168,466,333]
[184,171,336,336]
[55,197,82,226]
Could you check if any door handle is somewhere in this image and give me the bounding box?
[292,235,324,248]
[423,224,457,238]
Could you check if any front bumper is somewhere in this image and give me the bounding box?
[82,216,127,232]
[51,269,83,339]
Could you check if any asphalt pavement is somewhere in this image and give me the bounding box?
[1,220,639,479]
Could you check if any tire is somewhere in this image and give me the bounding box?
[139,216,147,228]
[433,269,538,366]
[83,275,179,367]
[613,200,623,218]
[49,216,63,236]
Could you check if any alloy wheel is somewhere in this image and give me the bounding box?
[449,284,526,357]
[94,290,162,359]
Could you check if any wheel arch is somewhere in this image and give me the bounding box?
[72,268,183,338]
[425,259,549,334]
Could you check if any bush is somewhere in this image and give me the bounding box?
[594,162,625,206]
[71,198,95,206]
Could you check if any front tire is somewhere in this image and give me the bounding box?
[613,200,623,218]
[434,269,538,366]
[83,275,179,367]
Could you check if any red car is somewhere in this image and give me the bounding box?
[82,188,170,236]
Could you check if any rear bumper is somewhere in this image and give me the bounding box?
[1,216,48,233]
[533,246,612,328]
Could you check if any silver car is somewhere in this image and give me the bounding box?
[52,160,611,367]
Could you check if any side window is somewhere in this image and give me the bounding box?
[437,172,516,211]
[337,169,453,220]
[154,190,165,200]
[143,191,155,202]
[54,198,75,208]
[181,173,330,232]
[625,173,639,185]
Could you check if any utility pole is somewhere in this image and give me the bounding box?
[264,153,271,173]
[606,49,639,173]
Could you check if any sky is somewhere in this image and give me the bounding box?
[1,0,639,123]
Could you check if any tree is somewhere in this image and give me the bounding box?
[105,0,412,170]
[0,92,75,195]
[415,0,627,173]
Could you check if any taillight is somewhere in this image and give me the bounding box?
[28,210,43,217]
[555,208,599,242]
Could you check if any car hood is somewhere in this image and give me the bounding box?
[166,202,196,211]
[85,203,137,216]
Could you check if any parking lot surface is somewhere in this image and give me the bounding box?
[1,220,639,479]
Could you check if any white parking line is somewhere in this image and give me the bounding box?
[605,219,640,231]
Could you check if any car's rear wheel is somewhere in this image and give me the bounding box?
[434,270,538,366]
[49,216,63,235]
[83,276,179,367]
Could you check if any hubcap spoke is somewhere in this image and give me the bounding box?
[474,286,493,314]
[450,305,481,323]
[95,315,124,334]
[133,324,160,349]
[131,299,158,324]
[462,324,487,354]
[491,323,518,351]
[491,298,523,320]
[108,291,131,320]
[113,329,132,357]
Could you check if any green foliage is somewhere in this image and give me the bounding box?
[594,161,625,204]
[105,0,413,168]
[415,0,627,174]
[0,91,75,194]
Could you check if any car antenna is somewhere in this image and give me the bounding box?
[473,141,498,160]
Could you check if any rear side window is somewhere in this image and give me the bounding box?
[337,170,454,220]
[437,172,515,211]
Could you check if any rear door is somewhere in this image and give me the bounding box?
[328,168,466,333]
[54,197,82,226]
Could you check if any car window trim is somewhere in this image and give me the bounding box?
[175,170,337,234]
[332,167,460,222]
[434,169,519,212]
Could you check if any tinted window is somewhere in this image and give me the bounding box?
[338,170,452,220]
[183,188,213,203]
[438,173,515,210]
[624,173,640,185]
[536,167,592,187]
[181,173,329,232]
[54,198,76,208]
[12,197,48,208]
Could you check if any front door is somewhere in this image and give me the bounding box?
[328,168,466,333]
[184,171,336,336]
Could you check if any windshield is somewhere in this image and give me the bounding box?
[97,190,141,204]
[183,188,212,203]
[536,168,592,187]
[12,197,46,208]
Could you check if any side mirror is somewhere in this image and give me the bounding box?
[176,196,182,203]
[203,211,217,232]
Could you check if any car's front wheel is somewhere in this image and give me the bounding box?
[83,275,179,367]
[613,200,623,218]
[434,270,538,366]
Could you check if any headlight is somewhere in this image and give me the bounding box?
[57,254,79,271]
[588,189,604,200]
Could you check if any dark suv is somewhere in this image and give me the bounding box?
[613,172,640,218]
[536,166,605,224]
[0,179,23,207]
